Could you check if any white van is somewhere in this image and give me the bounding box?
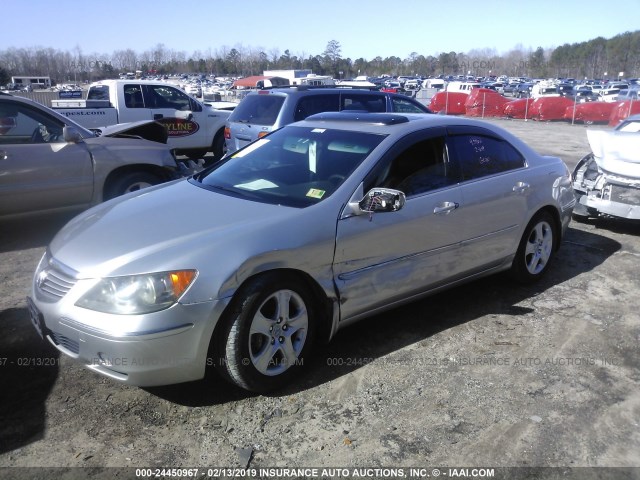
[446,81,481,94]
[422,79,445,90]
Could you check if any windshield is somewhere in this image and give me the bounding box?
[192,126,386,207]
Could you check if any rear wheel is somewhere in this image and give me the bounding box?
[211,131,225,161]
[510,211,557,283]
[213,273,316,392]
[105,171,162,200]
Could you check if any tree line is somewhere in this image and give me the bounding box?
[1,31,639,86]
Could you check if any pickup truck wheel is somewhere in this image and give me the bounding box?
[212,131,225,160]
[105,171,162,200]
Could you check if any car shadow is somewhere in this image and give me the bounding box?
[0,213,77,254]
[572,215,640,235]
[148,226,621,406]
[0,307,60,455]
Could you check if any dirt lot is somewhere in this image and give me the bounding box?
[0,118,639,479]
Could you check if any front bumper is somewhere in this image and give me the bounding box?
[574,187,640,219]
[572,155,640,220]
[29,255,229,387]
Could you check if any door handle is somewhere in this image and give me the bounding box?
[433,201,459,215]
[0,150,7,160]
[513,182,530,193]
[154,113,164,120]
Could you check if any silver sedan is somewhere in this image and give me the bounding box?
[0,94,183,220]
[29,112,575,392]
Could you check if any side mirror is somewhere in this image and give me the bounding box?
[359,188,406,213]
[63,125,83,144]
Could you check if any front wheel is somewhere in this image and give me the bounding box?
[510,211,557,283]
[213,274,316,392]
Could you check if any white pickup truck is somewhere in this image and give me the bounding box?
[52,80,232,160]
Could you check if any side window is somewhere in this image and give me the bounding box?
[391,97,427,113]
[341,94,385,112]
[124,84,145,108]
[189,97,202,112]
[365,136,457,197]
[0,102,64,144]
[449,135,525,181]
[293,95,340,121]
[146,85,191,111]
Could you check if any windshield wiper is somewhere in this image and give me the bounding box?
[209,184,237,193]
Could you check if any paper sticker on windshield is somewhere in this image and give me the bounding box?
[306,188,325,199]
[311,128,326,133]
[235,179,278,191]
[232,138,270,158]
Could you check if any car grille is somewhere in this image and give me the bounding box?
[50,332,80,354]
[36,254,78,301]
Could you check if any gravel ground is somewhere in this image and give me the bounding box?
[0,118,638,480]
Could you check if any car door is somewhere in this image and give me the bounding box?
[333,128,465,321]
[142,84,210,150]
[445,126,529,272]
[0,100,94,217]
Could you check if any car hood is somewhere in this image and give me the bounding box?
[587,129,640,178]
[94,120,168,144]
[81,133,177,168]
[49,179,329,281]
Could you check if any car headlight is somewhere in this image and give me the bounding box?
[76,270,197,315]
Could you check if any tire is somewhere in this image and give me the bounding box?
[105,171,162,200]
[213,273,316,392]
[510,211,557,283]
[211,131,225,161]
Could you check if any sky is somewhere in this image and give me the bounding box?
[4,0,640,61]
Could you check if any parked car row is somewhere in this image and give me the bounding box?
[502,81,639,103]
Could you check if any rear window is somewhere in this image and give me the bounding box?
[229,95,285,126]
[87,85,109,101]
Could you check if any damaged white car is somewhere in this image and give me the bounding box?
[572,116,640,220]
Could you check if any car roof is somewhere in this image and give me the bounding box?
[294,111,538,157]
[244,86,390,97]
[298,111,499,134]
